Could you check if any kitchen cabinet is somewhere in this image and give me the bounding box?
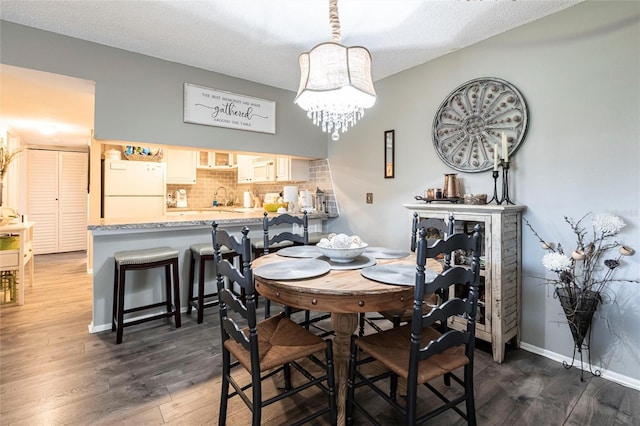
[276,156,309,182]
[164,148,197,184]
[236,155,254,183]
[197,151,236,169]
[237,155,275,183]
[27,149,88,254]
[404,203,525,363]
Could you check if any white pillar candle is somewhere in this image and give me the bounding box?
[493,144,499,171]
[501,132,508,162]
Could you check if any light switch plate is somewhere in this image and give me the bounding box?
[366,193,373,204]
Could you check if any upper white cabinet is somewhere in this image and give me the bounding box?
[164,148,197,185]
[197,151,236,169]
[236,155,255,183]
[237,155,275,183]
[276,156,309,182]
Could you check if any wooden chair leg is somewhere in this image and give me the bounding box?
[197,255,206,324]
[164,263,172,313]
[171,258,181,328]
[111,262,118,332]
[116,266,126,344]
[219,350,231,426]
[187,252,196,315]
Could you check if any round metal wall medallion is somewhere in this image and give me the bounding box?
[432,77,528,172]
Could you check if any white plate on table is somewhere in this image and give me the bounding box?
[317,255,376,270]
[363,247,411,259]
[277,245,322,258]
[254,259,330,280]
[361,264,438,286]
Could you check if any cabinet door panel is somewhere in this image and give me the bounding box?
[28,150,59,254]
[59,152,88,252]
[165,149,197,184]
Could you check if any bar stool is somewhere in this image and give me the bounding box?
[112,246,182,344]
[186,243,236,324]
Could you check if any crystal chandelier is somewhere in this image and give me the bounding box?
[294,0,376,141]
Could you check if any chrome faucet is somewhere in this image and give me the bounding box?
[214,186,229,206]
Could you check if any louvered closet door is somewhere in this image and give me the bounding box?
[58,152,88,252]
[28,150,59,254]
[28,150,88,254]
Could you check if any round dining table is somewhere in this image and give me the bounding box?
[252,249,442,425]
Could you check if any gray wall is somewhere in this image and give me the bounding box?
[0,21,328,159]
[327,1,640,386]
[2,2,638,386]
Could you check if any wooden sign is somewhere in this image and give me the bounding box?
[184,83,276,134]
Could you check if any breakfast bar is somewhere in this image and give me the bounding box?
[87,209,328,333]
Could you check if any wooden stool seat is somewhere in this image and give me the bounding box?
[187,243,235,324]
[112,246,181,344]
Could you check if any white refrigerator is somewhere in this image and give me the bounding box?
[103,159,166,218]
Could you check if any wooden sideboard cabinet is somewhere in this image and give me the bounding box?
[404,203,526,363]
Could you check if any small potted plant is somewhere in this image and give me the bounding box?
[524,213,638,379]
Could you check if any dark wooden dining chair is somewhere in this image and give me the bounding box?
[212,223,337,426]
[359,213,454,336]
[252,211,307,258]
[411,213,453,251]
[251,211,307,318]
[347,224,482,425]
[253,212,331,332]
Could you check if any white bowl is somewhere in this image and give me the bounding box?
[316,243,368,263]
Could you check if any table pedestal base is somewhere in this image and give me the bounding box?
[331,312,358,426]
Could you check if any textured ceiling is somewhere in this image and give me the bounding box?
[0,0,583,146]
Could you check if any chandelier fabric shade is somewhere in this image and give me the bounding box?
[294,0,376,141]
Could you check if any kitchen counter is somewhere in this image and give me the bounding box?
[87,210,330,334]
[88,208,330,233]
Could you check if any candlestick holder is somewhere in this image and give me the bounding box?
[488,170,500,204]
[500,161,515,205]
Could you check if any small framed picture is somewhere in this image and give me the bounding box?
[384,130,395,179]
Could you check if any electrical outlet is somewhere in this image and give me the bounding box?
[366,193,373,204]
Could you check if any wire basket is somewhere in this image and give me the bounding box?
[122,147,164,162]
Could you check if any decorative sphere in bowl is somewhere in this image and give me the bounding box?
[316,233,368,263]
[316,244,368,263]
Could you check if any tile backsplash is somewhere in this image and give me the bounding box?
[167,159,337,214]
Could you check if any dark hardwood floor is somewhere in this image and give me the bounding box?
[1,251,638,425]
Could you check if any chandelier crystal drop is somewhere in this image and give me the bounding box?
[294,0,376,141]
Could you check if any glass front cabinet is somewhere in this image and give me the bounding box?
[404,203,526,363]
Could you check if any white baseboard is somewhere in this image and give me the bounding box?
[88,321,110,333]
[519,342,640,391]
